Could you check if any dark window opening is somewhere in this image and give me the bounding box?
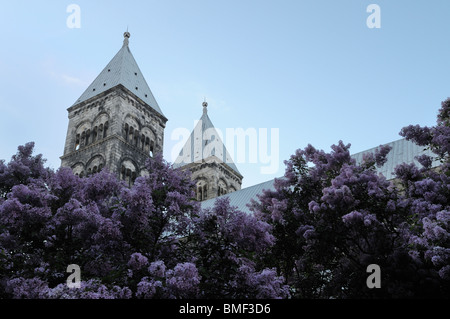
[103,121,108,138]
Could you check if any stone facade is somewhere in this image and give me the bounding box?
[60,85,167,185]
[60,32,241,200]
[181,156,243,201]
[174,102,243,201]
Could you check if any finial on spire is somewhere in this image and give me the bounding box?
[123,30,130,46]
[202,98,208,115]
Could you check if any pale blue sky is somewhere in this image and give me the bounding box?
[0,0,448,188]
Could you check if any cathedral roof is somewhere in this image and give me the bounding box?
[201,178,275,214]
[173,102,241,175]
[72,32,164,117]
[200,138,441,214]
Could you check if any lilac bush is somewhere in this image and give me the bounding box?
[250,99,450,298]
[0,145,288,299]
[397,98,450,291]
[119,153,198,264]
[188,197,289,298]
[2,98,449,298]
[0,142,51,200]
[165,262,200,298]
[135,261,200,299]
[0,148,200,298]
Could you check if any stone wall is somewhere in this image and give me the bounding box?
[181,156,243,201]
[60,85,167,182]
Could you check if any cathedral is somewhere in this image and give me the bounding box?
[61,32,440,209]
[60,32,242,200]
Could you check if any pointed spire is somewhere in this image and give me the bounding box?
[123,30,130,47]
[72,31,165,117]
[202,99,208,115]
[173,101,241,175]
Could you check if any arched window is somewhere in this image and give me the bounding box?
[129,127,134,144]
[134,131,139,147]
[196,181,209,201]
[203,185,208,199]
[126,168,131,187]
[150,140,155,157]
[121,165,126,180]
[75,134,80,150]
[124,123,129,141]
[120,160,138,187]
[141,134,145,151]
[86,129,91,145]
[145,137,150,153]
[81,131,86,147]
[198,187,203,201]
[92,127,98,143]
[218,180,228,196]
[103,121,109,138]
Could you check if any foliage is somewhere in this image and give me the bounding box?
[0,149,286,298]
[1,99,450,298]
[187,197,289,298]
[250,99,450,298]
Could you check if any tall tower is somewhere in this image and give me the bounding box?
[60,32,167,185]
[173,101,243,201]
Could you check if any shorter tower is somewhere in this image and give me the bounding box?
[174,102,243,201]
[60,32,167,185]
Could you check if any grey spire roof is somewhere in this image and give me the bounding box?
[72,32,164,117]
[173,102,241,175]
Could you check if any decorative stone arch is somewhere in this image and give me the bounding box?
[75,120,92,150]
[92,112,110,141]
[76,120,92,133]
[92,111,110,126]
[86,154,105,176]
[141,126,157,156]
[71,162,86,177]
[217,178,228,197]
[122,114,141,144]
[195,177,209,201]
[119,157,139,187]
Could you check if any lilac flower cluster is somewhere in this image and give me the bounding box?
[250,98,450,298]
[2,98,450,298]
[188,197,289,298]
[0,148,286,298]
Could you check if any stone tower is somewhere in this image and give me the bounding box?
[60,32,167,185]
[173,101,243,201]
